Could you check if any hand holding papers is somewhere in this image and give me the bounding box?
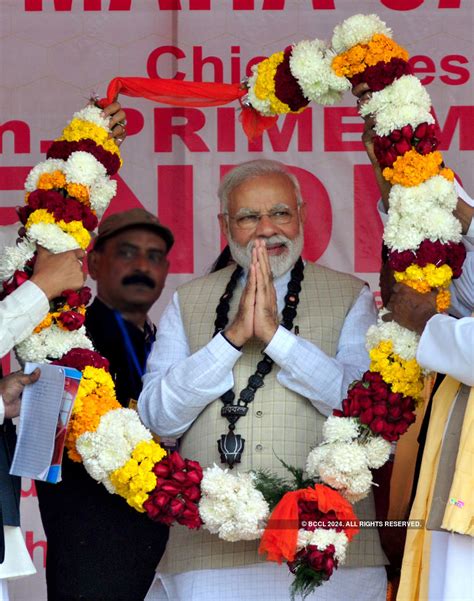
[10,362,82,483]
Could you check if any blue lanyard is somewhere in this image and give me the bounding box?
[113,310,151,380]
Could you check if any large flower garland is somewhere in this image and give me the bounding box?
[196,13,466,598]
[0,12,467,599]
[0,107,199,521]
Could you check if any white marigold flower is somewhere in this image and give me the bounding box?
[27,223,82,252]
[64,151,107,186]
[331,14,392,54]
[306,445,330,478]
[366,318,420,361]
[25,159,65,192]
[323,416,360,443]
[0,238,36,283]
[89,176,117,218]
[364,437,391,469]
[361,76,434,136]
[331,442,368,474]
[16,325,93,363]
[72,105,111,131]
[289,40,350,105]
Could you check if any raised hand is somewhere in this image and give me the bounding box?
[254,240,279,345]
[102,101,127,146]
[224,252,257,348]
[382,283,438,335]
[31,246,85,300]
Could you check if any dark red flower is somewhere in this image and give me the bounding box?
[144,452,203,528]
[350,58,412,92]
[57,310,86,331]
[52,348,110,371]
[336,371,417,442]
[47,138,120,176]
[274,47,310,112]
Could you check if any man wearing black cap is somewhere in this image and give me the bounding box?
[36,208,174,601]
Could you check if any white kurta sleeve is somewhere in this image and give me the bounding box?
[416,313,474,386]
[0,281,49,358]
[139,291,242,437]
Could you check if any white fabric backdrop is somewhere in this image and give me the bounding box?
[0,1,472,599]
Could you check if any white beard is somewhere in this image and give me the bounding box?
[228,230,304,278]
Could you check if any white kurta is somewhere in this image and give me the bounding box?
[0,280,49,358]
[139,268,387,601]
[0,239,46,590]
[409,182,474,601]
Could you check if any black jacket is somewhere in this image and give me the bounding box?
[36,298,168,601]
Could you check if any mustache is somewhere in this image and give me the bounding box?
[248,235,289,251]
[122,273,156,289]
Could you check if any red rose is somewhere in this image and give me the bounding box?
[359,409,374,425]
[399,124,413,140]
[169,451,186,472]
[169,498,185,518]
[182,485,201,502]
[171,471,188,485]
[153,462,171,478]
[57,310,85,331]
[160,481,182,496]
[143,498,162,520]
[395,138,412,155]
[62,289,82,307]
[178,507,202,529]
[416,139,435,155]
[152,491,170,509]
[414,122,428,139]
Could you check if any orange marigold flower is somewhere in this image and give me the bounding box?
[436,289,451,312]
[37,171,66,190]
[382,149,444,187]
[66,392,120,461]
[332,34,409,78]
[66,183,90,204]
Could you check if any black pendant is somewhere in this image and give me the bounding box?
[217,431,245,469]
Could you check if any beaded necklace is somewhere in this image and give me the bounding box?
[213,257,305,467]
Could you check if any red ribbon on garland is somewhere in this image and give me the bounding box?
[99,77,277,140]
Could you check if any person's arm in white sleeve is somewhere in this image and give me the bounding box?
[0,281,49,358]
[264,286,377,416]
[139,291,242,437]
[416,314,474,386]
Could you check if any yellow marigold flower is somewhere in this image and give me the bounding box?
[57,220,91,250]
[332,34,409,78]
[395,264,453,290]
[37,171,67,190]
[66,182,90,205]
[254,51,296,115]
[132,440,166,464]
[59,119,122,160]
[82,366,115,390]
[369,340,424,401]
[25,209,55,229]
[383,150,444,187]
[127,492,149,513]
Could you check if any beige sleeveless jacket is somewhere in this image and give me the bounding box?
[158,263,386,573]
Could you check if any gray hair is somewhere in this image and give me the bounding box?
[218,159,303,213]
